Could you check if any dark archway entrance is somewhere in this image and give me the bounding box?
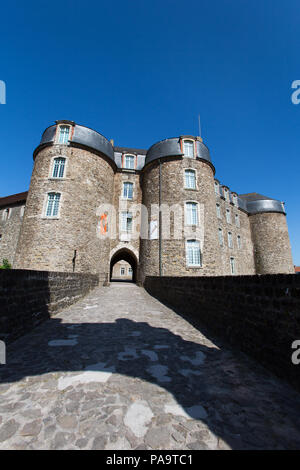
[109,248,138,283]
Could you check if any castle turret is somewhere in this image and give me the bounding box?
[139,135,222,282]
[14,121,115,280]
[240,193,294,274]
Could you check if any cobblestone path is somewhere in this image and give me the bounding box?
[0,283,300,450]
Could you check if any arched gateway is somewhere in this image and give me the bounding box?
[109,248,138,283]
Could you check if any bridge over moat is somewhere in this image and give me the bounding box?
[0,283,300,450]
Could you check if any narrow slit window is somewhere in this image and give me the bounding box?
[228,231,233,248]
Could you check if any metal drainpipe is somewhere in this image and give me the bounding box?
[159,159,162,277]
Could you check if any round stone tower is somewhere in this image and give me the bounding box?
[245,197,294,274]
[139,135,223,282]
[14,120,115,280]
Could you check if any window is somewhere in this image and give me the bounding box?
[124,155,135,169]
[237,235,241,249]
[224,188,230,202]
[45,193,61,217]
[183,140,194,158]
[122,182,133,199]
[120,267,125,276]
[128,267,133,274]
[214,181,219,196]
[52,157,66,178]
[58,126,70,144]
[0,234,2,243]
[20,206,25,217]
[232,194,238,206]
[230,257,236,275]
[228,231,233,248]
[216,203,221,219]
[121,211,133,232]
[218,228,223,246]
[235,213,240,227]
[186,240,201,266]
[185,202,198,225]
[185,170,196,189]
[2,208,10,221]
[226,208,231,224]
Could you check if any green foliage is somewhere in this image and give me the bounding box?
[0,259,12,269]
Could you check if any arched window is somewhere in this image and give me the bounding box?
[52,157,66,178]
[186,240,201,266]
[230,257,236,275]
[185,169,196,189]
[46,193,61,217]
[226,208,231,224]
[123,154,135,169]
[58,126,70,144]
[185,202,198,225]
[122,182,133,199]
[183,140,195,158]
[216,203,221,219]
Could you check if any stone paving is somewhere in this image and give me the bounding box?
[0,282,300,450]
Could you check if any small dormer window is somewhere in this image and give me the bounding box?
[183,140,194,158]
[58,126,70,144]
[224,188,230,202]
[124,155,135,170]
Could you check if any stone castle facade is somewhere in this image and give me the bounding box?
[0,120,294,283]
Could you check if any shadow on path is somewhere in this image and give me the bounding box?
[1,314,300,449]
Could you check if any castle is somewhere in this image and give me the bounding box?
[0,120,294,283]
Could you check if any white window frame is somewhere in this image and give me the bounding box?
[44,192,62,218]
[51,157,67,179]
[226,208,231,224]
[232,194,238,206]
[214,181,219,196]
[120,267,125,276]
[183,140,195,158]
[2,208,10,221]
[218,228,223,246]
[186,239,202,267]
[224,188,230,202]
[228,231,233,248]
[57,125,71,145]
[230,257,236,275]
[121,211,133,233]
[216,203,221,219]
[122,182,134,200]
[184,169,196,189]
[123,154,135,170]
[20,205,25,217]
[185,201,199,226]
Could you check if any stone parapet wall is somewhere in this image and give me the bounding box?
[144,274,300,391]
[0,270,99,343]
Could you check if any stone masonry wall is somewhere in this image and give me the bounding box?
[0,203,25,266]
[14,145,115,281]
[140,157,223,281]
[144,274,300,391]
[0,270,99,343]
[250,212,294,274]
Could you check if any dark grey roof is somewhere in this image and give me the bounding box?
[113,146,147,156]
[239,193,277,202]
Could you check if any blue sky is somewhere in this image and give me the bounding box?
[0,0,299,264]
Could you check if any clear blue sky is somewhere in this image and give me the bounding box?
[0,0,299,264]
